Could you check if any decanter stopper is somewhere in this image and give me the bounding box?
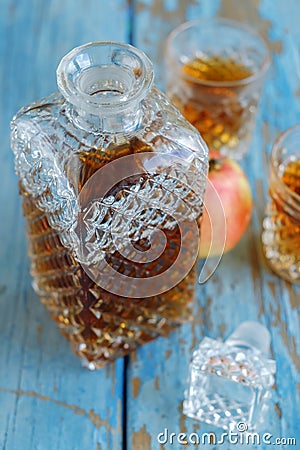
[226,321,271,355]
[183,321,276,430]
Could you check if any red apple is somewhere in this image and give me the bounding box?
[199,152,253,258]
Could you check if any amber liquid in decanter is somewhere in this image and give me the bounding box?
[21,137,198,369]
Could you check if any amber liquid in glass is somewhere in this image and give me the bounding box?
[268,158,300,268]
[21,138,198,368]
[171,56,254,151]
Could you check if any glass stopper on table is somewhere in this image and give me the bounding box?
[183,321,276,431]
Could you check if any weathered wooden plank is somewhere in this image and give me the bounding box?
[128,1,300,449]
[252,0,300,442]
[0,1,128,449]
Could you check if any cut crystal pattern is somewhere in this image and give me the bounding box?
[12,74,208,367]
[184,337,276,430]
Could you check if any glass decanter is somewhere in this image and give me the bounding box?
[11,42,208,369]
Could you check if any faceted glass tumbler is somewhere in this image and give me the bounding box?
[183,322,276,430]
[166,18,270,159]
[262,125,300,284]
[11,42,208,369]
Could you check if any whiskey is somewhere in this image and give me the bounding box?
[281,157,300,195]
[22,139,198,369]
[263,157,300,283]
[168,56,257,158]
[182,56,252,83]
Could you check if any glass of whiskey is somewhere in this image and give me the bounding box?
[166,18,270,159]
[262,125,300,284]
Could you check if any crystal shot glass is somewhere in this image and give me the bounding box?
[262,125,300,284]
[166,18,270,159]
[183,321,276,430]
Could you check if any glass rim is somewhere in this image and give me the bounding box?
[166,18,271,88]
[271,124,300,202]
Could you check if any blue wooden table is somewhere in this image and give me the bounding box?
[0,1,299,449]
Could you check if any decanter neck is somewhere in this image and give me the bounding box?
[65,101,143,134]
[57,41,154,134]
